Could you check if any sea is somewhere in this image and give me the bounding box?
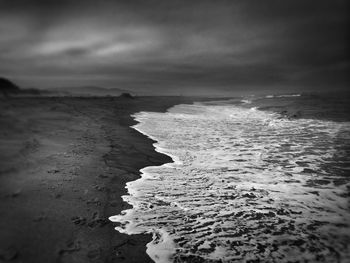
[110,92,350,263]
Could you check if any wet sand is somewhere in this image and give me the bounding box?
[0,96,197,263]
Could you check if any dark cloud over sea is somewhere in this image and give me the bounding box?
[0,0,349,95]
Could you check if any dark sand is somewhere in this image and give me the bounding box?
[0,96,197,263]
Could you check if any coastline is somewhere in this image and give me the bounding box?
[108,99,350,262]
[0,96,200,263]
[110,112,183,263]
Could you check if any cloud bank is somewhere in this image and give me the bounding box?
[0,0,349,94]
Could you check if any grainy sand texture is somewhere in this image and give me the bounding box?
[0,96,196,263]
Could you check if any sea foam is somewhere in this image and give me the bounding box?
[110,102,350,262]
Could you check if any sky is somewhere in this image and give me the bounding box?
[0,0,349,95]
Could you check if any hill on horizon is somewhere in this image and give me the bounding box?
[0,77,133,97]
[48,86,132,97]
[0,77,20,96]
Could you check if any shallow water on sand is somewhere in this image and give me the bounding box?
[110,99,350,262]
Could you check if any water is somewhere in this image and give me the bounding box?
[110,93,350,262]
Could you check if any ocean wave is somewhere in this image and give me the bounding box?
[265,94,301,99]
[111,102,350,262]
[240,99,252,104]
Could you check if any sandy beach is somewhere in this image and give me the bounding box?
[0,96,196,263]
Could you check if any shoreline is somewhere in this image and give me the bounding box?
[0,96,200,263]
[108,100,350,262]
[110,112,182,263]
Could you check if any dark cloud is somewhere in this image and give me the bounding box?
[0,0,349,94]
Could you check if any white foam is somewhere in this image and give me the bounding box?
[111,102,350,262]
[277,94,301,97]
[241,99,252,104]
[147,229,176,263]
[266,94,301,98]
